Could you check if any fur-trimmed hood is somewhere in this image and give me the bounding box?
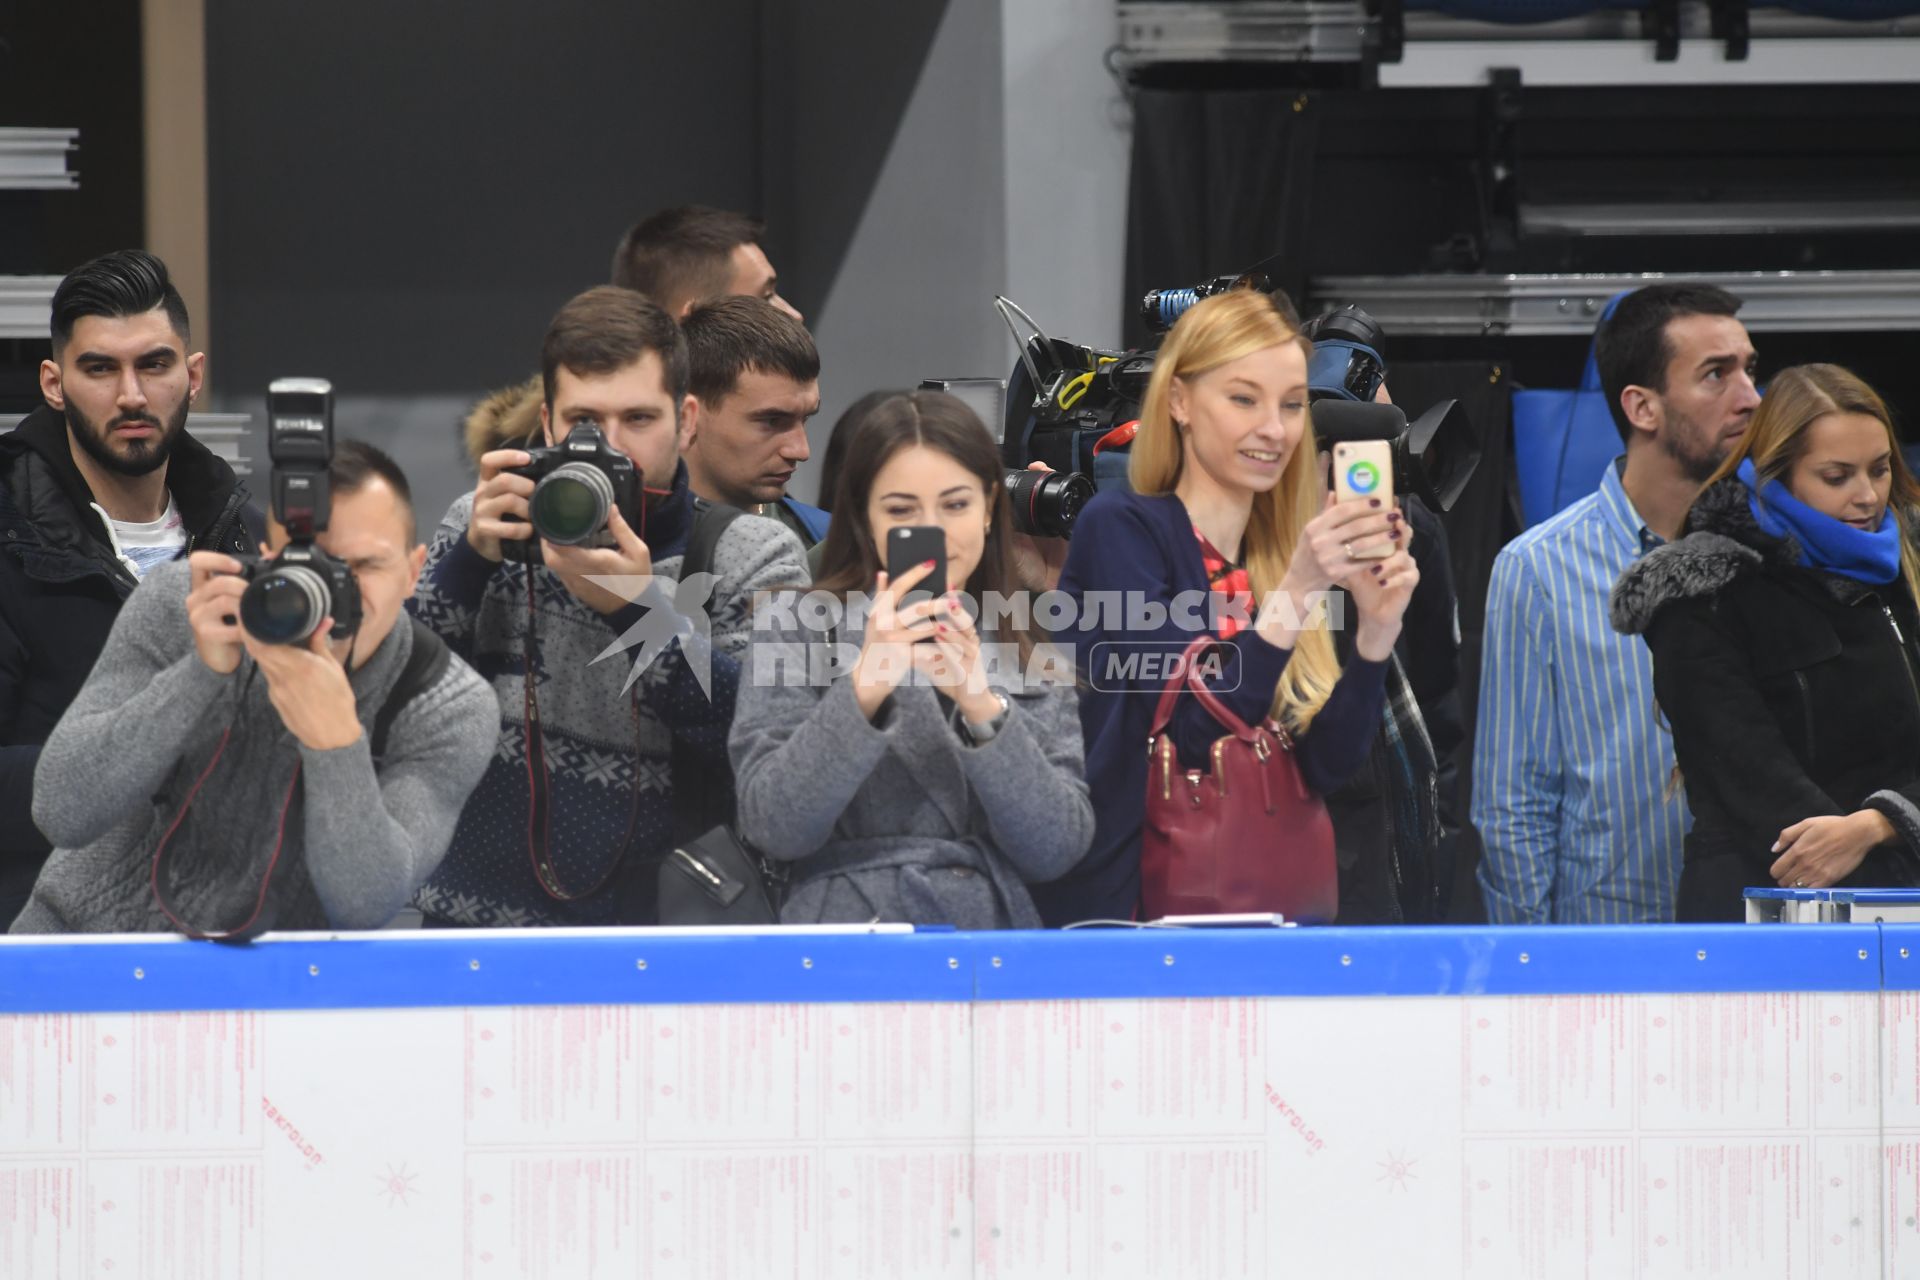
[1611,477,1800,635]
[1612,476,1917,634]
[462,374,543,466]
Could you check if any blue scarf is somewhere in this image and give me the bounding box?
[1739,457,1902,584]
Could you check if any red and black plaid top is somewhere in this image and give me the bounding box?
[1194,526,1254,638]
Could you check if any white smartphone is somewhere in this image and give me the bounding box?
[1332,440,1395,559]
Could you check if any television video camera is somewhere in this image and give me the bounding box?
[499,425,645,565]
[1301,306,1479,514]
[918,378,1096,540]
[236,378,364,645]
[995,277,1478,513]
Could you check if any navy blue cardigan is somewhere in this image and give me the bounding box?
[1030,489,1388,926]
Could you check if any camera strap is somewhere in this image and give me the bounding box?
[149,669,302,944]
[521,563,645,902]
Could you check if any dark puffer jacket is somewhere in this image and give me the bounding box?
[0,406,258,920]
[1611,478,1920,921]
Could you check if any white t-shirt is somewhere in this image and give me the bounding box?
[109,496,189,580]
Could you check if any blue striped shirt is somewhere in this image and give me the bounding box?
[1473,459,1690,923]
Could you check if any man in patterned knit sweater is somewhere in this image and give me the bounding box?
[410,286,808,926]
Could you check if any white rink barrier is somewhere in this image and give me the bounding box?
[2,922,1917,1279]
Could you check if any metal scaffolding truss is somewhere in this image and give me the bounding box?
[1115,2,1920,84]
[1311,270,1920,335]
[0,277,61,340]
[0,128,79,190]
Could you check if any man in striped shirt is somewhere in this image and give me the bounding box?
[1474,285,1760,923]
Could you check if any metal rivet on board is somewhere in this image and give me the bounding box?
[1518,953,1530,964]
[991,957,1002,968]
[469,959,481,971]
[1164,955,1175,967]
[132,968,144,980]
[1860,949,1871,961]
[1339,955,1352,967]
[636,959,648,971]
[308,965,319,977]
[1696,950,1707,961]
[802,957,813,970]
[948,958,959,970]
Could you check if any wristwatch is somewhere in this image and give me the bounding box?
[957,692,1011,745]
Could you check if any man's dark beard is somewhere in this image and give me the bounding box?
[65,397,187,478]
[1660,408,1733,486]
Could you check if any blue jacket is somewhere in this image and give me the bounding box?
[1030,489,1389,926]
[783,496,831,545]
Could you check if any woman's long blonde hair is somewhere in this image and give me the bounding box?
[1701,362,1920,610]
[1128,289,1341,733]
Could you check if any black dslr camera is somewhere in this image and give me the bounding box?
[1302,305,1480,513]
[499,425,644,565]
[236,378,363,645]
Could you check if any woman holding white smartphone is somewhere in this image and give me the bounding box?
[1032,287,1420,927]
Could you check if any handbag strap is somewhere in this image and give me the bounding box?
[1146,635,1263,745]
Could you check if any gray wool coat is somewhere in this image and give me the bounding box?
[729,608,1094,929]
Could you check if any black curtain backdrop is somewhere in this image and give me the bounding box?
[1123,88,1322,352]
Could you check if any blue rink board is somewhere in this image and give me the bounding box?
[0,923,1894,1014]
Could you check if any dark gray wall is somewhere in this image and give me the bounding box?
[205,0,766,395]
[203,0,952,521]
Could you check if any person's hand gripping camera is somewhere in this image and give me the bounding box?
[184,378,372,751]
[468,427,654,615]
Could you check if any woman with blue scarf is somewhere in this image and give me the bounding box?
[1613,364,1920,920]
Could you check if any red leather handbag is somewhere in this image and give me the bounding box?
[1140,636,1339,922]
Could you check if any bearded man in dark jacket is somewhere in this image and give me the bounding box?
[0,250,258,923]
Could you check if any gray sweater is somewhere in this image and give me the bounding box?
[11,558,498,934]
[729,604,1094,929]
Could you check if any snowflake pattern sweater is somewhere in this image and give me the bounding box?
[408,464,808,925]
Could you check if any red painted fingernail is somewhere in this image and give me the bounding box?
[922,559,936,569]
[937,623,948,633]
[1391,530,1403,540]
[1387,512,1402,523]
[1371,565,1384,576]
[1369,498,1381,508]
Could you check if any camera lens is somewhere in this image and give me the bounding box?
[530,462,615,545]
[240,565,330,645]
[1004,469,1096,539]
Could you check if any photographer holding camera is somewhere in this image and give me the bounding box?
[10,402,498,935]
[410,286,809,928]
